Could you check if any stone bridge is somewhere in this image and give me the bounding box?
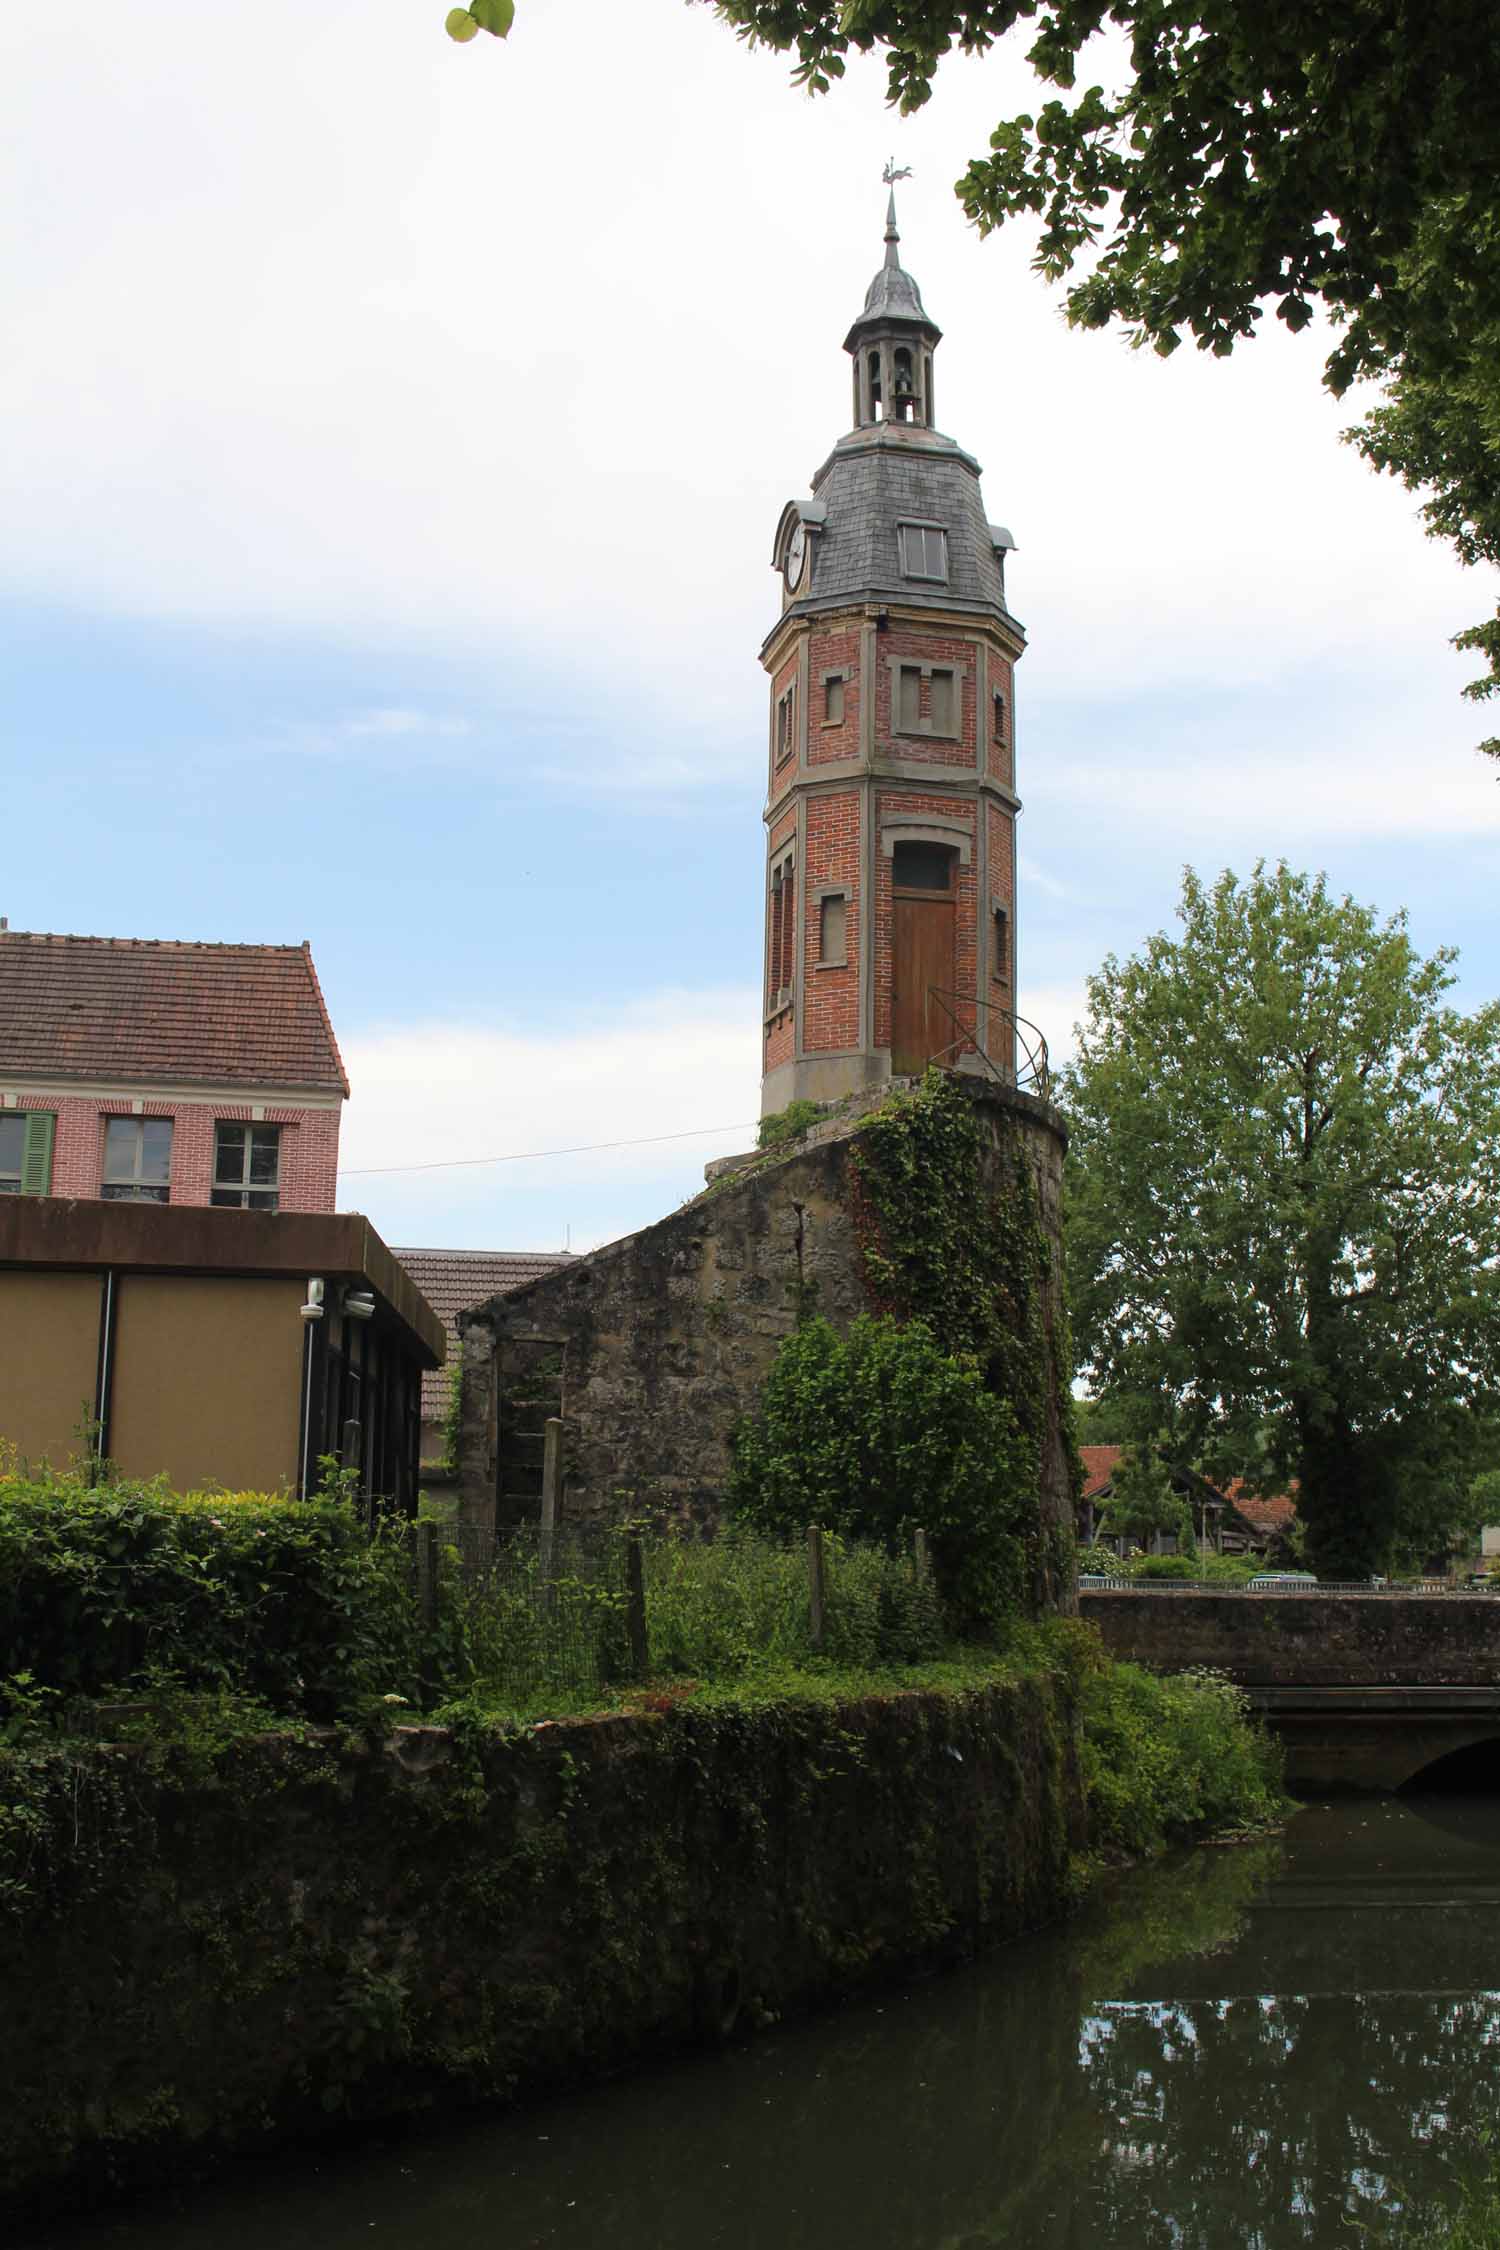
[1080,1588,1500,1794]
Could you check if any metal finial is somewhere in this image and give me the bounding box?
[882,160,911,263]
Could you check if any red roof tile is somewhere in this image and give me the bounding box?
[395,1247,575,1425]
[1079,1445,1123,1501]
[0,931,348,1094]
[1223,1480,1299,1534]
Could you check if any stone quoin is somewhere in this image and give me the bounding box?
[762,190,1023,1114]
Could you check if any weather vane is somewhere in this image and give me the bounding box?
[883,159,913,186]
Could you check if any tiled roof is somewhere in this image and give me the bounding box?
[1224,1481,1299,1534]
[1079,1445,1123,1501]
[0,931,348,1094]
[395,1247,575,1425]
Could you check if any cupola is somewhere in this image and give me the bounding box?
[843,191,943,429]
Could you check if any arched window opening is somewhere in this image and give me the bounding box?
[893,347,914,420]
[868,351,883,420]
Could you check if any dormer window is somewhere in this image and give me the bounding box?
[898,523,947,582]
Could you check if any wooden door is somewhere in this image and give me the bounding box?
[891,890,956,1072]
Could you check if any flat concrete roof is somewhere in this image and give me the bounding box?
[0,1197,445,1366]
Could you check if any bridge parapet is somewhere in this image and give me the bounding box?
[1080,1589,1500,1689]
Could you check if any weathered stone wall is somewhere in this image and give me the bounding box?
[2,1677,1083,2223]
[457,1076,1073,1606]
[1081,1591,1500,1686]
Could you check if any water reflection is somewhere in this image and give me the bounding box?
[31,1799,1500,2250]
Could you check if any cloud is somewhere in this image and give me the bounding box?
[336,987,762,1252]
[3,0,1494,802]
[339,708,470,740]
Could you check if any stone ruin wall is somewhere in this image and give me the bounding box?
[457,1077,1075,1611]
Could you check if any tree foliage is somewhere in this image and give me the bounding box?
[704,0,1500,745]
[727,1312,1034,1629]
[1098,1441,1192,1554]
[1063,862,1500,1578]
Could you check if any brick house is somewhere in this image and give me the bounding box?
[0,930,347,1213]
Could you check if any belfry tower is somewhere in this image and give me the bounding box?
[761,194,1023,1115]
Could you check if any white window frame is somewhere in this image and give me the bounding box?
[101,1115,173,1203]
[212,1120,282,1212]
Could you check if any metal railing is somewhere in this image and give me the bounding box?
[925,990,1052,1100]
[1078,1577,1476,1597]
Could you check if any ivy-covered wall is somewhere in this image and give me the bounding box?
[458,1073,1077,1604]
[2,1676,1083,2223]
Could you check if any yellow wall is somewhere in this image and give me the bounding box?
[110,1275,305,1492]
[0,1270,102,1467]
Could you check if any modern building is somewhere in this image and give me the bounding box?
[0,1198,442,1505]
[760,193,1025,1113]
[0,929,348,1212]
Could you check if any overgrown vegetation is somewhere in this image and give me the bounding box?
[1077,1650,1288,1861]
[0,1467,424,1717]
[727,1314,1031,1632]
[756,1097,827,1151]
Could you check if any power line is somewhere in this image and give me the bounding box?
[339,1121,758,1178]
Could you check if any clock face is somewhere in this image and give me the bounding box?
[784,522,807,592]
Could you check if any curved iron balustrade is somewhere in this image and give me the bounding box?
[923,988,1052,1100]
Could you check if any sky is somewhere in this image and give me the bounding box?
[4,0,1498,1254]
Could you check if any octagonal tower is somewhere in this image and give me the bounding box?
[761,195,1024,1115]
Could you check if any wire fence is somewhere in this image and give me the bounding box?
[425,1517,945,1705]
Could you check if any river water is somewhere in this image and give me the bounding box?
[33,1796,1500,2248]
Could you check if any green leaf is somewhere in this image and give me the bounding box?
[470,0,515,34]
[445,8,480,40]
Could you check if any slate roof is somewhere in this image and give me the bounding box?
[394,1247,575,1425]
[843,195,941,348]
[788,421,1018,627]
[0,931,348,1095]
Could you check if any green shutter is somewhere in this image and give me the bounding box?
[20,1112,55,1196]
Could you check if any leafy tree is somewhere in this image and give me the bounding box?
[1098,1441,1192,1555]
[1063,862,1500,1579]
[703,0,1500,745]
[726,1312,1035,1629]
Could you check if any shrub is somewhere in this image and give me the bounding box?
[1079,1651,1287,1857]
[0,1469,424,1713]
[727,1313,1034,1633]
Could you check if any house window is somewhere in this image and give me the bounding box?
[775,684,796,765]
[102,1115,173,1203]
[993,689,1007,740]
[823,673,845,727]
[898,523,947,581]
[993,906,1010,981]
[819,892,848,967]
[0,1111,55,1196]
[212,1121,281,1211]
[897,665,922,732]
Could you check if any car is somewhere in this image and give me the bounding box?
[1246,1571,1318,1592]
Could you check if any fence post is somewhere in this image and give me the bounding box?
[540,1417,563,1584]
[416,1518,439,1633]
[624,1532,649,1679]
[807,1524,827,1652]
[913,1526,930,1584]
